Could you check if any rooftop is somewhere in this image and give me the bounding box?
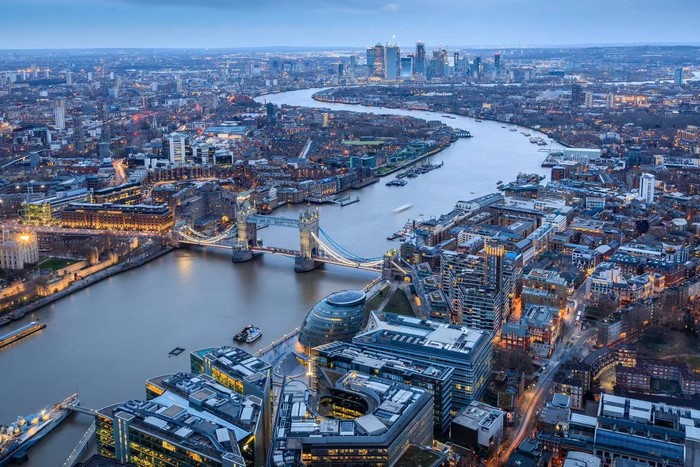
[98,377,252,465]
[452,401,504,431]
[269,372,432,466]
[355,312,489,356]
[192,346,271,392]
[312,341,453,381]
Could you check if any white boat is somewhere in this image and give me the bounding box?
[392,204,413,214]
[245,327,262,343]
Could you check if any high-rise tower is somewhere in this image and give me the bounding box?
[414,42,426,76]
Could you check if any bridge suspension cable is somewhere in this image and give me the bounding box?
[311,232,383,268]
[318,228,383,263]
[177,224,237,244]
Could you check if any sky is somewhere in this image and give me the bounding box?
[1,0,699,49]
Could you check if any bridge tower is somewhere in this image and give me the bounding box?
[295,207,319,272]
[382,249,402,280]
[232,191,257,263]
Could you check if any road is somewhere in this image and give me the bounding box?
[492,281,594,465]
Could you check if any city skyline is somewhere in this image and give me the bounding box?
[1,0,699,49]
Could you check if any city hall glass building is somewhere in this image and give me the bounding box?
[299,289,367,350]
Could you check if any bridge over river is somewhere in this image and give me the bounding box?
[177,191,409,277]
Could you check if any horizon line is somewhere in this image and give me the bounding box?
[1,42,700,52]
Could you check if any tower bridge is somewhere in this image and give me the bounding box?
[177,191,406,277]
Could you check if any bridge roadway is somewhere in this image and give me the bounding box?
[252,246,383,271]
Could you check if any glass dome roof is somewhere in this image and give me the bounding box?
[299,289,367,350]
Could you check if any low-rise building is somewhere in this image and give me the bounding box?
[451,401,505,459]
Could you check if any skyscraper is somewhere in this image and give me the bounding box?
[675,67,684,86]
[571,83,585,107]
[366,47,376,73]
[640,173,655,204]
[54,99,65,130]
[372,43,385,78]
[473,57,482,79]
[384,44,400,80]
[414,42,426,77]
[494,52,501,73]
[400,56,413,79]
[65,71,72,85]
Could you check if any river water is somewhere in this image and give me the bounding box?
[0,87,562,465]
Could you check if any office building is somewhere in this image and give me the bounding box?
[144,372,264,466]
[92,182,143,205]
[190,346,272,452]
[0,231,39,270]
[384,44,400,80]
[54,99,65,130]
[366,47,376,73]
[298,289,367,350]
[96,373,255,466]
[639,173,655,204]
[168,132,188,165]
[414,42,426,76]
[373,43,385,78]
[451,401,505,458]
[60,203,174,232]
[354,312,492,409]
[558,393,700,466]
[23,188,92,225]
[473,56,482,78]
[311,341,453,438]
[400,56,413,79]
[269,373,433,466]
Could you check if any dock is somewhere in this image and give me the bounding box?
[307,195,360,207]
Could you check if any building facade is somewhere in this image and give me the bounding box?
[354,312,492,410]
[60,203,173,232]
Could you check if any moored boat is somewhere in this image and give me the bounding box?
[245,327,262,343]
[0,394,78,465]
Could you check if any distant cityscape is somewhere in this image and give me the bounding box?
[0,38,699,467]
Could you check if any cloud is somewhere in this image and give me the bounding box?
[383,3,400,12]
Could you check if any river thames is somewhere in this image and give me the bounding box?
[0,87,562,465]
